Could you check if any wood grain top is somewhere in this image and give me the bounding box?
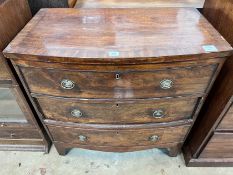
[3,8,232,64]
[75,0,205,8]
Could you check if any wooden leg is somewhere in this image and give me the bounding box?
[167,144,182,157]
[54,143,69,156]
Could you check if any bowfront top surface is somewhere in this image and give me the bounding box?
[3,8,232,64]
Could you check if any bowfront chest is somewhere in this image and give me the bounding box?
[3,8,232,156]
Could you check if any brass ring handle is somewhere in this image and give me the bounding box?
[153,109,165,118]
[71,109,83,118]
[148,135,160,142]
[160,79,173,89]
[61,79,75,89]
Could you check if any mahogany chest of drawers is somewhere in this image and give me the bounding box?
[0,0,50,152]
[3,8,232,156]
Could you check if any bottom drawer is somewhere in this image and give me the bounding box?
[200,132,233,158]
[47,124,190,147]
[0,128,42,140]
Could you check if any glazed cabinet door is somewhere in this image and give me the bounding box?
[0,87,29,123]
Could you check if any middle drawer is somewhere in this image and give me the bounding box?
[37,96,198,124]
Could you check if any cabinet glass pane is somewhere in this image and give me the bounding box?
[0,88,27,123]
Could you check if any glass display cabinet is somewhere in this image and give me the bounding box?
[0,88,27,123]
[0,56,50,152]
[0,0,50,152]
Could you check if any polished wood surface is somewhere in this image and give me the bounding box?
[75,0,205,8]
[4,8,232,156]
[0,0,51,152]
[20,63,217,99]
[37,96,197,124]
[3,8,232,63]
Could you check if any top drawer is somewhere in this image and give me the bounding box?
[20,64,216,99]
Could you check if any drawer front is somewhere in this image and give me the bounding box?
[200,132,233,158]
[0,128,42,140]
[20,65,216,98]
[217,104,233,131]
[38,97,198,124]
[47,124,190,147]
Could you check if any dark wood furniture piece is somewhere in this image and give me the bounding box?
[74,0,205,8]
[27,0,69,15]
[68,0,77,7]
[183,59,233,166]
[183,0,233,166]
[0,0,50,152]
[3,8,232,156]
